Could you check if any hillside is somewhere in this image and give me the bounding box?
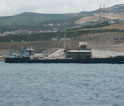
[0,4,123,26]
[102,22,124,30]
[76,4,124,24]
[0,12,83,26]
[104,4,124,13]
[74,23,124,31]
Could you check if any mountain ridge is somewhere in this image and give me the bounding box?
[0,4,123,26]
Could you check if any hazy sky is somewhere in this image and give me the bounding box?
[0,0,123,16]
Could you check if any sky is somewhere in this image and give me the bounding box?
[0,0,123,16]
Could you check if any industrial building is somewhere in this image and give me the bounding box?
[64,42,92,59]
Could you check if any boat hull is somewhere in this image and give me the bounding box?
[4,57,124,64]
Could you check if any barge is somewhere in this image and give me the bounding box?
[5,56,124,64]
[5,42,124,64]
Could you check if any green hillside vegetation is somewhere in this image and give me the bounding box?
[0,12,84,26]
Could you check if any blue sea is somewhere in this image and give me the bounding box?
[0,62,124,106]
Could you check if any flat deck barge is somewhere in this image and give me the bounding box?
[5,57,124,64]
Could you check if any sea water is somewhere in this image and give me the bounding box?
[0,62,124,106]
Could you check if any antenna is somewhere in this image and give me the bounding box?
[99,4,102,23]
[103,4,106,20]
[99,3,106,23]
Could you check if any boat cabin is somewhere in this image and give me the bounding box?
[19,47,34,58]
[65,42,92,59]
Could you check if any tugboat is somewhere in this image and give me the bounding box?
[4,42,124,64]
[5,47,35,63]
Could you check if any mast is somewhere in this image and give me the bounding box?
[64,31,67,49]
[21,40,24,50]
[87,32,89,46]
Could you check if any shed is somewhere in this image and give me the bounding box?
[65,49,92,59]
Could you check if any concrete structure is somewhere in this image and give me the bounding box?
[65,49,92,59]
[79,42,88,49]
[65,42,92,59]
